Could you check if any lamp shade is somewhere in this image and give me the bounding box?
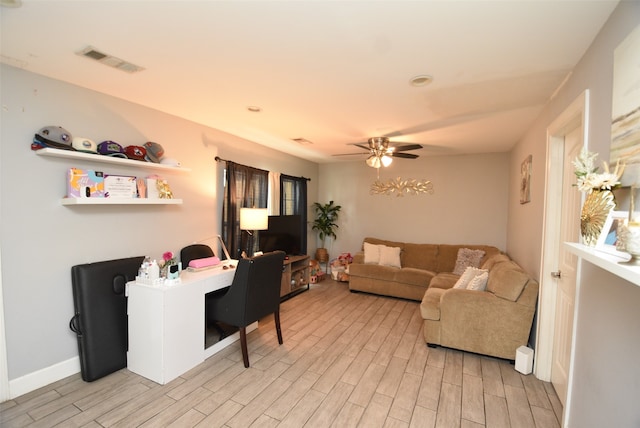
[240,208,268,230]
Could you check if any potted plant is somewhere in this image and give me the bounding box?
[311,200,341,263]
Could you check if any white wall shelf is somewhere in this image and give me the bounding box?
[35,147,190,172]
[61,198,182,206]
[565,242,640,287]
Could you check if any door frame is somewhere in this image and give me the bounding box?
[536,90,589,382]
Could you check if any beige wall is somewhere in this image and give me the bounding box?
[316,153,509,257]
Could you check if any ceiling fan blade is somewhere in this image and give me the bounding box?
[351,143,372,151]
[392,152,419,159]
[332,152,367,157]
[389,143,422,151]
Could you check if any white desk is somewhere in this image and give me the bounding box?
[126,260,256,384]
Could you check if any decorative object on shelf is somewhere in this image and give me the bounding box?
[159,251,177,278]
[157,179,174,199]
[104,175,137,198]
[580,190,617,246]
[520,155,532,204]
[67,168,105,198]
[370,177,434,196]
[620,184,640,265]
[573,148,624,246]
[312,200,341,263]
[596,210,628,256]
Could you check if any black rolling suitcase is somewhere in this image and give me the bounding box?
[69,256,144,381]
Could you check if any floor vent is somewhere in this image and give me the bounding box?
[76,46,144,74]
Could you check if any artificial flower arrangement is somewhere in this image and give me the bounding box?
[160,251,176,267]
[573,147,624,193]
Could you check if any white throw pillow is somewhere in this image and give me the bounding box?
[467,270,489,291]
[363,242,381,264]
[453,266,478,289]
[453,248,486,275]
[379,245,402,268]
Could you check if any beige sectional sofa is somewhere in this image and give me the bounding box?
[348,237,500,301]
[348,237,538,360]
[421,257,538,360]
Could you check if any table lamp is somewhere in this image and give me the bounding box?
[240,207,268,256]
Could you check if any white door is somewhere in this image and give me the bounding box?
[550,127,581,405]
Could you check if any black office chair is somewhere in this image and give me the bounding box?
[206,251,286,368]
[180,244,215,270]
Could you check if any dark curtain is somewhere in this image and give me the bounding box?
[222,161,268,259]
[280,174,308,254]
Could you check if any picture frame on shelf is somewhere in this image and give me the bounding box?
[596,210,629,257]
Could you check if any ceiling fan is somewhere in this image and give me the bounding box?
[347,137,423,168]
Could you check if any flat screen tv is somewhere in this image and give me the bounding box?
[259,215,305,256]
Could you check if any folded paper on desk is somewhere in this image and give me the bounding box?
[189,256,221,269]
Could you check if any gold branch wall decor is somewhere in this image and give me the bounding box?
[370,177,434,196]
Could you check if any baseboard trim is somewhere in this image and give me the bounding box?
[9,357,80,399]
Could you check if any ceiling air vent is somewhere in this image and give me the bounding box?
[76,46,144,74]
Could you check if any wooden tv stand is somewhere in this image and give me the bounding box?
[281,255,310,298]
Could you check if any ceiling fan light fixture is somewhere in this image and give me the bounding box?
[366,155,381,169]
[410,75,433,87]
[381,155,393,167]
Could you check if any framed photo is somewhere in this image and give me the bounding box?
[520,155,532,204]
[596,210,629,256]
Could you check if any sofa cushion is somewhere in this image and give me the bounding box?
[379,245,402,268]
[420,287,446,320]
[481,253,511,270]
[430,272,459,289]
[393,267,434,287]
[402,243,439,271]
[349,263,398,281]
[487,261,530,301]
[453,248,486,275]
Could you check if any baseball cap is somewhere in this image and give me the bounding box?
[32,126,75,151]
[143,142,164,163]
[125,145,147,161]
[98,141,127,158]
[72,137,98,154]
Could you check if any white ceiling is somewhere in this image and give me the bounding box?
[1,0,619,164]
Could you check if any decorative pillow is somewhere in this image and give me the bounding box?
[363,242,381,264]
[467,270,489,291]
[453,266,478,289]
[379,245,402,268]
[453,248,486,275]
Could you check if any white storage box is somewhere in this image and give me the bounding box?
[515,345,534,375]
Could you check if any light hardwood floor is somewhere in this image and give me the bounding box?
[0,280,562,427]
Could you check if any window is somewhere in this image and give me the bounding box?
[222,162,268,259]
[280,174,308,254]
